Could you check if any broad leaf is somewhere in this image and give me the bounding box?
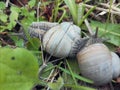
[90,20,120,46]
[48,77,64,90]
[7,6,20,30]
[0,48,39,90]
[10,35,24,47]
[0,13,8,23]
[26,38,40,50]
[28,0,36,8]
[0,1,5,10]
[10,6,21,13]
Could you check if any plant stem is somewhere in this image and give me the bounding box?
[37,2,41,22]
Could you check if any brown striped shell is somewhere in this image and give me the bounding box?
[77,43,113,86]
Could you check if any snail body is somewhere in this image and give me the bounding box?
[43,22,83,57]
[111,52,120,79]
[28,22,58,39]
[77,43,113,86]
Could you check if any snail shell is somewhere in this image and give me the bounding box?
[111,52,120,79]
[77,43,112,86]
[43,22,82,57]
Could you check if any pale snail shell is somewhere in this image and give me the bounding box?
[77,43,113,86]
[43,22,82,57]
[111,52,120,79]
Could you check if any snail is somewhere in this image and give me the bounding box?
[77,43,113,86]
[111,52,120,79]
[28,21,120,86]
[42,22,89,58]
[77,42,120,86]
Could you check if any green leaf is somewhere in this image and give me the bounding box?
[0,48,39,90]
[40,63,54,78]
[0,13,8,22]
[48,77,64,90]
[10,35,24,47]
[90,20,120,46]
[67,59,80,74]
[21,17,32,29]
[0,2,5,10]
[21,7,36,17]
[77,4,85,25]
[10,6,21,13]
[10,11,18,22]
[6,23,13,30]
[0,26,7,32]
[21,13,36,29]
[21,7,29,16]
[20,7,36,29]
[78,5,96,26]
[26,38,40,50]
[28,0,36,8]
[30,10,36,15]
[8,6,19,30]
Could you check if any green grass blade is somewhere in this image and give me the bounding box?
[77,3,85,25]
[64,0,78,24]
[78,5,96,26]
[58,8,66,23]
[58,67,93,84]
[64,84,95,90]
[66,60,77,85]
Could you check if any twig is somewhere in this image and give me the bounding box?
[17,0,25,7]
[38,40,47,76]
[46,69,55,90]
[39,77,57,81]
[5,0,9,7]
[116,3,120,7]
[99,3,120,12]
[48,57,64,63]
[84,4,120,16]
[38,62,47,76]
[85,8,102,21]
[8,1,19,7]
[37,2,41,22]
[0,38,16,48]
